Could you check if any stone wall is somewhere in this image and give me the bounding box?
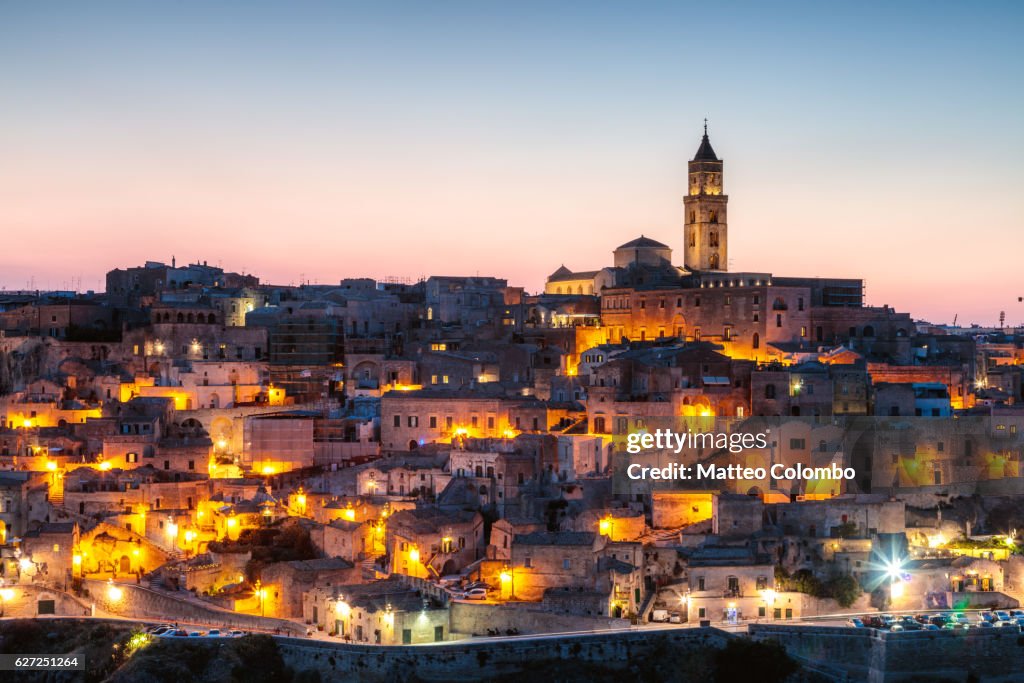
[750,623,1024,683]
[81,579,304,635]
[0,584,92,618]
[449,601,622,636]
[276,627,731,682]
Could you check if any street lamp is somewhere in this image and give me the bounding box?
[255,579,266,617]
[500,565,514,600]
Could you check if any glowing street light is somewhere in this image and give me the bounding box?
[107,579,123,602]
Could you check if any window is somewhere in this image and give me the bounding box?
[446,416,453,429]
[442,375,449,384]
[525,557,532,568]
[408,416,418,428]
[429,416,437,428]
[752,333,760,349]
[798,297,804,311]
[765,385,776,399]
[697,576,705,591]
[776,314,782,327]
[188,460,195,470]
[695,296,701,308]
[562,558,571,570]
[698,607,706,618]
[431,375,438,384]
[127,452,138,464]
[789,438,806,449]
[758,606,766,617]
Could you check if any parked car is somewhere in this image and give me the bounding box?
[149,627,171,636]
[206,629,223,637]
[863,616,885,629]
[188,631,205,637]
[463,587,487,600]
[922,624,940,631]
[668,614,682,624]
[929,616,948,627]
[995,611,1011,622]
[229,630,246,637]
[845,618,864,628]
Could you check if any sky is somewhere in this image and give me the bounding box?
[1,1,1022,325]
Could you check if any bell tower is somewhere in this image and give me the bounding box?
[683,121,728,271]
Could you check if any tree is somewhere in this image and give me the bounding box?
[825,574,862,608]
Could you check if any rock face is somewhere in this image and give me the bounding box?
[0,338,46,395]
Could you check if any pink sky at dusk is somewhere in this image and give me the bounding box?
[1,2,1021,327]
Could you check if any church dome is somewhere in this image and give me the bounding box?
[613,235,672,269]
[616,235,669,250]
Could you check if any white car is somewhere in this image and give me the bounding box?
[461,587,487,600]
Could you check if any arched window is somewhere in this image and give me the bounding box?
[710,231,719,247]
[863,325,876,338]
[709,253,720,269]
[709,210,718,224]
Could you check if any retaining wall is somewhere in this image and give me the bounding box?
[82,579,305,635]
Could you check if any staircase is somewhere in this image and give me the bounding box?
[49,485,64,507]
[361,555,384,580]
[637,589,658,622]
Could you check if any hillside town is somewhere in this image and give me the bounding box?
[2,130,1024,648]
